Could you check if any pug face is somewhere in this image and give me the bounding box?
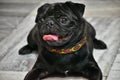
[35,2,85,46]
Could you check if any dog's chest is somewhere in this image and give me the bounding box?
[42,46,88,71]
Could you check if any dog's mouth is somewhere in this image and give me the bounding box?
[43,34,71,41]
[42,33,72,46]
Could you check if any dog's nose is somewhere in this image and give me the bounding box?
[46,20,54,28]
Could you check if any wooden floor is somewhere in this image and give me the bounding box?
[0,1,40,41]
[0,0,120,80]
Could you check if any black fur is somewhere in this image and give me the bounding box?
[19,1,107,80]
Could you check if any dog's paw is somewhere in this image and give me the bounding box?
[93,39,107,49]
[19,45,33,55]
[24,68,49,80]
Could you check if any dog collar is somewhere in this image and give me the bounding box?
[47,36,87,54]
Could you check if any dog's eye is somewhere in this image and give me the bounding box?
[59,17,69,25]
[41,18,44,21]
[38,18,44,23]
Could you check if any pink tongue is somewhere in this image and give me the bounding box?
[43,35,59,41]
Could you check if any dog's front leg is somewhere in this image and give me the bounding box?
[24,67,50,80]
[24,54,52,80]
[82,62,102,80]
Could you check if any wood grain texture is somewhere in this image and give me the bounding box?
[0,2,39,41]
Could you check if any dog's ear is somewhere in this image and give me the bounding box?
[65,1,85,18]
[35,3,50,23]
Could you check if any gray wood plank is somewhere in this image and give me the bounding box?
[107,48,120,80]
[0,1,40,41]
[107,70,120,80]
[0,16,24,28]
[114,54,120,63]
[44,0,120,17]
[0,16,24,41]
[111,63,120,70]
[0,4,39,70]
[0,71,27,80]
[0,0,43,4]
[0,3,39,16]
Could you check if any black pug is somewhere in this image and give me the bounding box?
[19,1,107,80]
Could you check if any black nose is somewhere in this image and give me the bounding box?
[46,20,54,27]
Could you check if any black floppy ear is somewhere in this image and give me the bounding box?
[65,1,85,18]
[35,3,50,23]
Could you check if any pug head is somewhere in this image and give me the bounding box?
[35,1,85,47]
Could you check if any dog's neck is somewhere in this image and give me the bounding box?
[46,36,87,54]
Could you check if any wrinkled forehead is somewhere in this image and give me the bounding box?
[45,3,72,17]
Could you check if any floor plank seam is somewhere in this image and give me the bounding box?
[106,44,120,80]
